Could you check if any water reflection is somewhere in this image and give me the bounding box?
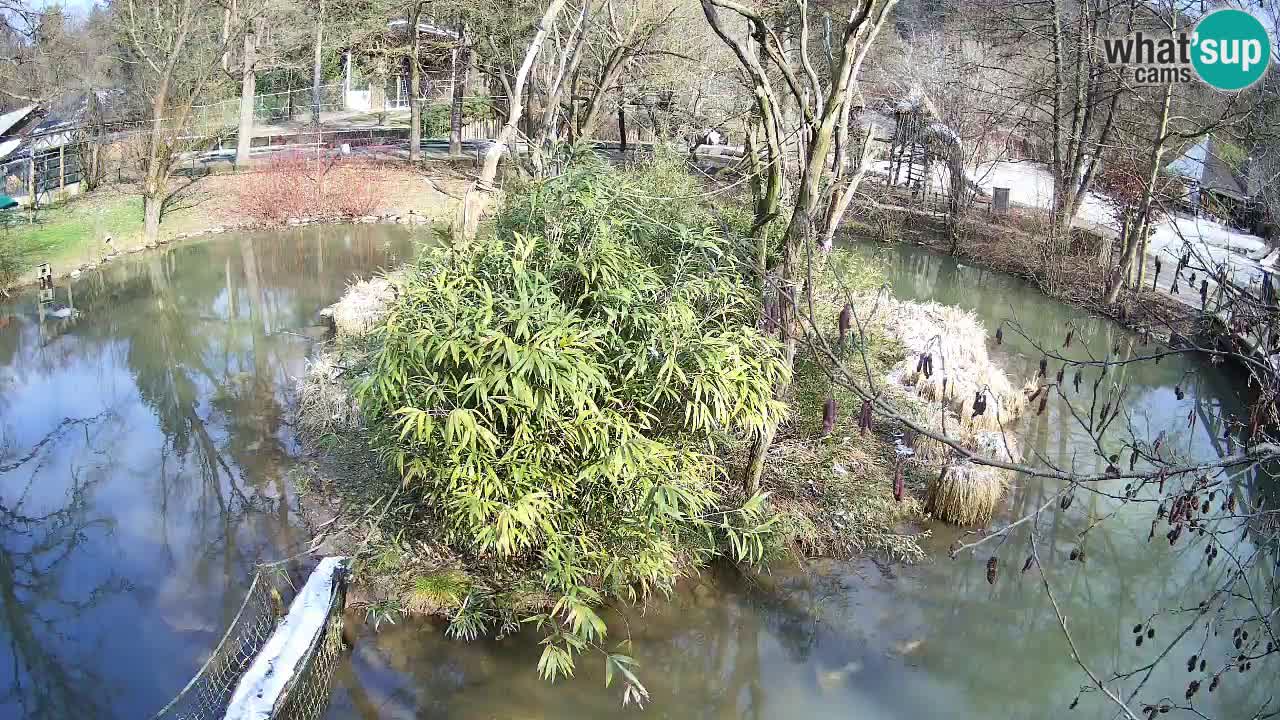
[0,225,412,719]
[326,241,1273,720]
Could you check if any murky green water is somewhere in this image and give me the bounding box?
[1,233,1272,719]
[0,225,411,719]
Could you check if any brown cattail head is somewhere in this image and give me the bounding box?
[822,396,836,436]
[972,390,987,418]
[995,326,1003,344]
[1037,393,1048,416]
[1064,328,1074,348]
[1056,365,1065,383]
[859,398,873,434]
[1038,356,1048,378]
[838,304,852,342]
[1073,370,1082,392]
[986,556,998,585]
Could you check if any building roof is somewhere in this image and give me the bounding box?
[0,105,38,138]
[386,18,460,40]
[1166,136,1248,201]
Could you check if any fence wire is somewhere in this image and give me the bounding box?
[268,568,349,720]
[149,572,283,720]
[149,563,350,720]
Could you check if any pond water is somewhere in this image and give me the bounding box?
[0,225,411,719]
[0,231,1272,720]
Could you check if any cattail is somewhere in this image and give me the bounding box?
[858,398,873,434]
[1056,365,1065,383]
[923,354,933,378]
[995,326,1003,344]
[1060,488,1075,510]
[822,396,836,436]
[986,556,998,585]
[972,390,987,417]
[838,304,852,342]
[1037,392,1048,416]
[1064,328,1074,348]
[1200,279,1209,307]
[1073,370,1082,392]
[1190,272,1197,286]
[1038,356,1048,378]
[1153,431,1166,455]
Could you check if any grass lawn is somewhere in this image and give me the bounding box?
[1,192,143,273]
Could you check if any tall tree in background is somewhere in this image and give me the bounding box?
[113,0,230,243]
[702,0,898,493]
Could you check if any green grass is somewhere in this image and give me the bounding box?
[0,192,142,277]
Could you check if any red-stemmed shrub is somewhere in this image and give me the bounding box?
[237,153,382,225]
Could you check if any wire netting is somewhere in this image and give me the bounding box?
[149,572,283,720]
[149,563,350,720]
[268,568,349,720]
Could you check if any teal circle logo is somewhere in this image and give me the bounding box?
[1191,9,1272,91]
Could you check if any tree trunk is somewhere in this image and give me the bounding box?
[460,0,567,240]
[311,0,324,129]
[236,31,257,167]
[449,23,468,157]
[408,3,423,162]
[1105,81,1174,304]
[143,192,163,246]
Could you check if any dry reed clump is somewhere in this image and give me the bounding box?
[877,299,1027,432]
[297,352,362,435]
[855,296,1028,526]
[324,277,396,338]
[924,463,1006,526]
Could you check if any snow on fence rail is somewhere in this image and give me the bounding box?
[224,557,350,720]
[148,558,351,720]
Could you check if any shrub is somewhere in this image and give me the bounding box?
[237,154,381,225]
[356,157,787,694]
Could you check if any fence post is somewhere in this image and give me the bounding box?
[59,146,66,190]
[27,156,36,208]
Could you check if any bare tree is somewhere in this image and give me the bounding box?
[113,0,233,244]
[702,0,898,493]
[459,0,569,239]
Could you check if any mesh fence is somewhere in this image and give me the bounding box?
[268,569,349,720]
[148,563,349,720]
[149,572,283,720]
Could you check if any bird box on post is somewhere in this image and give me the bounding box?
[38,262,53,291]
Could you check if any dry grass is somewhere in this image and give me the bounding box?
[924,462,1006,526]
[297,352,362,435]
[325,276,396,338]
[878,299,1028,432]
[839,295,1027,526]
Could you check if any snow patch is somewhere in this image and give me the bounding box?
[223,557,349,720]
